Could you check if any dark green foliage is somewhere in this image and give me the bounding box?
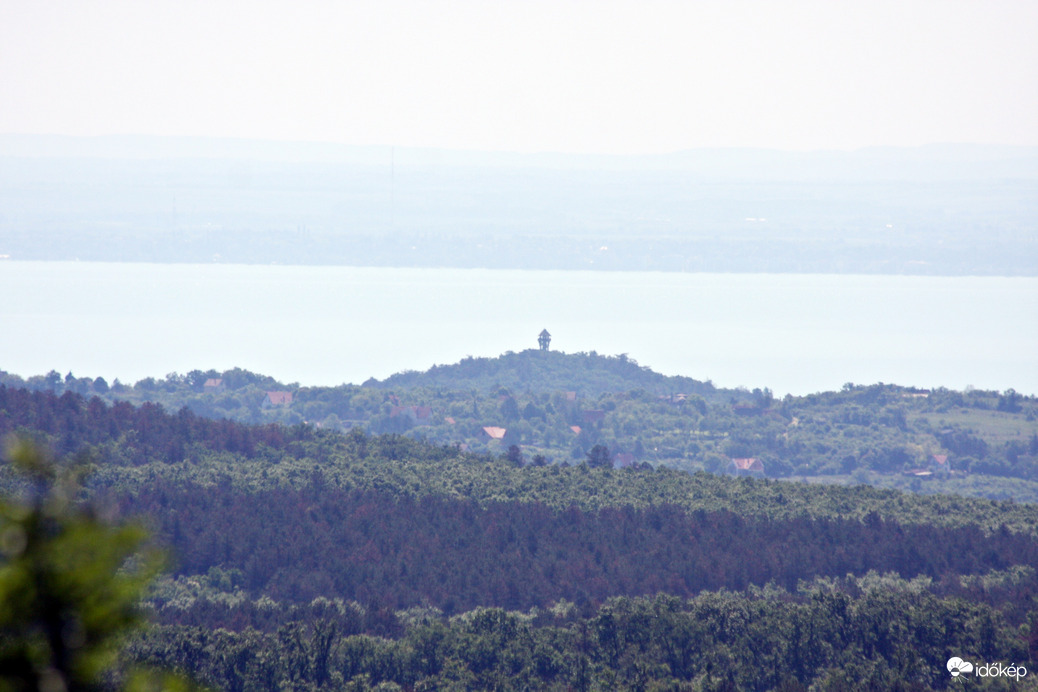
[3,384,1037,534]
[0,439,197,692]
[122,484,1038,615]
[129,572,1037,691]
[0,385,318,463]
[6,358,1036,498]
[365,350,718,398]
[3,379,1038,690]
[585,444,612,469]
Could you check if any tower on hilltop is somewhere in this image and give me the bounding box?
[538,329,551,351]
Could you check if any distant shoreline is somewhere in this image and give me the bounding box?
[2,135,1035,276]
[0,257,1034,279]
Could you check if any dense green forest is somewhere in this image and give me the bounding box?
[4,349,1035,502]
[1,382,1037,689]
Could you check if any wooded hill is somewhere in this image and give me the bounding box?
[363,350,719,398]
[2,383,1037,689]
[4,349,1035,503]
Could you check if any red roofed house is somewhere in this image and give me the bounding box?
[728,457,765,478]
[930,454,950,476]
[263,391,294,409]
[483,426,507,440]
[203,378,225,393]
[390,405,433,424]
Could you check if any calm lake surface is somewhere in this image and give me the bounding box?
[2,261,1035,396]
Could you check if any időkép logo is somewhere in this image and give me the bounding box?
[948,656,1028,682]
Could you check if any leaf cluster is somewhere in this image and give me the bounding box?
[0,438,178,691]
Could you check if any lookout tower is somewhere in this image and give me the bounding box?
[538,329,551,351]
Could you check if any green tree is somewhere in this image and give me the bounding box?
[498,397,520,423]
[0,438,195,691]
[505,445,524,467]
[586,444,612,469]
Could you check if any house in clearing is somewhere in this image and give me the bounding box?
[262,391,294,409]
[728,457,765,478]
[930,454,950,476]
[203,378,225,393]
[483,426,507,441]
[390,405,433,424]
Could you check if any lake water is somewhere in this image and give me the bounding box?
[1,261,1035,396]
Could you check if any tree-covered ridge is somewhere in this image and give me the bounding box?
[3,355,1036,502]
[2,384,1037,535]
[364,350,720,398]
[3,388,1038,690]
[125,483,1038,613]
[0,384,318,460]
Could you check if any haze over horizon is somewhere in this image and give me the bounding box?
[2,1,1037,155]
[3,2,1036,397]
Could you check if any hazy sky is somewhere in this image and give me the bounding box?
[2,0,1037,154]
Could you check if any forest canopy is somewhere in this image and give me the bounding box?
[1,352,1036,689]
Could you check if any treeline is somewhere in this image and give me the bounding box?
[4,354,1036,497]
[3,383,1037,536]
[129,572,1038,691]
[365,350,718,398]
[125,483,1038,616]
[0,383,317,461]
[2,385,1038,689]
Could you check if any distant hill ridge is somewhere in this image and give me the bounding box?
[363,349,721,398]
[4,135,1035,274]
[4,134,1037,179]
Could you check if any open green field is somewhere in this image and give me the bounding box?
[801,471,1038,504]
[910,407,1038,443]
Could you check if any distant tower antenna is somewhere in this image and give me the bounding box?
[538,329,552,351]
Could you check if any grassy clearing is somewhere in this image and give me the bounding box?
[911,407,1037,443]
[798,471,1038,504]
